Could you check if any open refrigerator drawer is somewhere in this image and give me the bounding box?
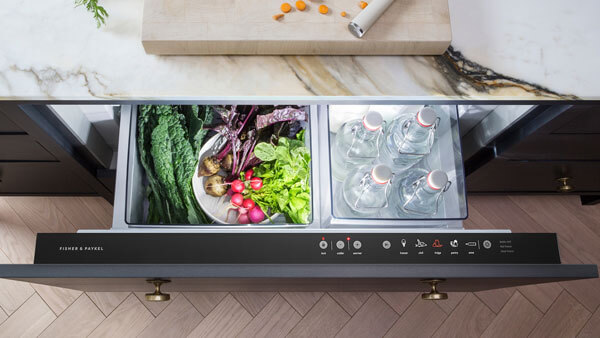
[0,100,596,298]
[113,103,468,231]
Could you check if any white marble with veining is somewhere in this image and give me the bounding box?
[0,0,598,99]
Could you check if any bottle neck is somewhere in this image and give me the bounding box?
[403,114,432,142]
[362,173,389,191]
[355,120,381,140]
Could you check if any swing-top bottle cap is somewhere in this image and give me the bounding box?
[417,107,436,127]
[371,164,392,184]
[363,111,383,131]
[427,170,448,190]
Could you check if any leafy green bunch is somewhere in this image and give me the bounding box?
[249,130,311,224]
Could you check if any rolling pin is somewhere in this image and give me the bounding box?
[348,0,395,38]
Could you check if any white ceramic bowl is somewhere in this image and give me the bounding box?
[191,134,278,225]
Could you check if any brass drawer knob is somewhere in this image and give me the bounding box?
[421,279,448,300]
[146,279,171,302]
[557,177,573,193]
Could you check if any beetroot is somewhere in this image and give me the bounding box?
[248,205,265,223]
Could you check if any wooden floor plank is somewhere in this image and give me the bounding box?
[0,197,36,264]
[187,294,252,338]
[288,294,350,338]
[0,251,35,315]
[432,293,495,338]
[336,294,399,338]
[578,306,600,338]
[134,291,180,317]
[50,197,111,230]
[481,291,542,338]
[518,282,563,313]
[435,292,467,315]
[0,293,56,337]
[32,284,82,316]
[39,294,105,338]
[384,295,448,338]
[377,292,418,316]
[329,292,372,316]
[280,292,323,316]
[557,195,600,239]
[86,292,130,316]
[138,294,204,338]
[4,197,77,233]
[474,287,516,314]
[238,294,301,338]
[78,197,113,228]
[183,292,228,317]
[529,291,591,338]
[89,293,154,338]
[231,292,277,316]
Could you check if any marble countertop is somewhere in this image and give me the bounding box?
[1,0,598,99]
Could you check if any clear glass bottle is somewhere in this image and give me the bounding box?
[396,168,450,216]
[379,106,438,172]
[331,111,384,181]
[341,164,393,215]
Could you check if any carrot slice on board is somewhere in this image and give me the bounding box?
[273,13,284,20]
[341,11,347,17]
[359,1,368,9]
[281,3,292,13]
[296,1,306,11]
[318,4,329,14]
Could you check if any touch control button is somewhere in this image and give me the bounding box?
[353,241,362,249]
[319,240,328,250]
[382,240,391,249]
[483,240,492,249]
[336,240,345,250]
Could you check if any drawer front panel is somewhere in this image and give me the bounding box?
[0,135,57,161]
[0,111,23,133]
[467,159,600,193]
[0,162,95,194]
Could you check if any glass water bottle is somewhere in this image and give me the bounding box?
[331,111,384,181]
[342,164,393,215]
[378,106,438,172]
[396,168,450,216]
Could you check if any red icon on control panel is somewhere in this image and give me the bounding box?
[432,239,443,248]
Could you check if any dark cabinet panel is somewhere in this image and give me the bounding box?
[0,162,95,194]
[0,135,57,161]
[498,105,600,161]
[467,159,600,193]
[0,111,23,133]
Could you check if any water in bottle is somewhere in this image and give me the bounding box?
[341,164,393,216]
[396,168,449,216]
[331,111,384,181]
[379,106,438,172]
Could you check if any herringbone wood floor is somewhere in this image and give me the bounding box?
[0,195,599,337]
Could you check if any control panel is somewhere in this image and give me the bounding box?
[35,233,560,264]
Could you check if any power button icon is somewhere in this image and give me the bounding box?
[483,240,492,249]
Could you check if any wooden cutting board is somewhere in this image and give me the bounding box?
[141,0,451,55]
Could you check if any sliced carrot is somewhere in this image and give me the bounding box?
[295,0,306,11]
[359,1,368,9]
[340,11,347,17]
[281,3,292,13]
[318,4,328,14]
[273,13,284,20]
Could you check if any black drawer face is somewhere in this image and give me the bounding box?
[0,112,23,133]
[0,135,56,161]
[467,159,600,193]
[0,162,95,194]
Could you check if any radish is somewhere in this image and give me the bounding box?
[231,179,245,193]
[248,205,265,223]
[238,213,250,224]
[231,193,243,206]
[244,169,254,181]
[242,199,255,210]
[250,177,263,191]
